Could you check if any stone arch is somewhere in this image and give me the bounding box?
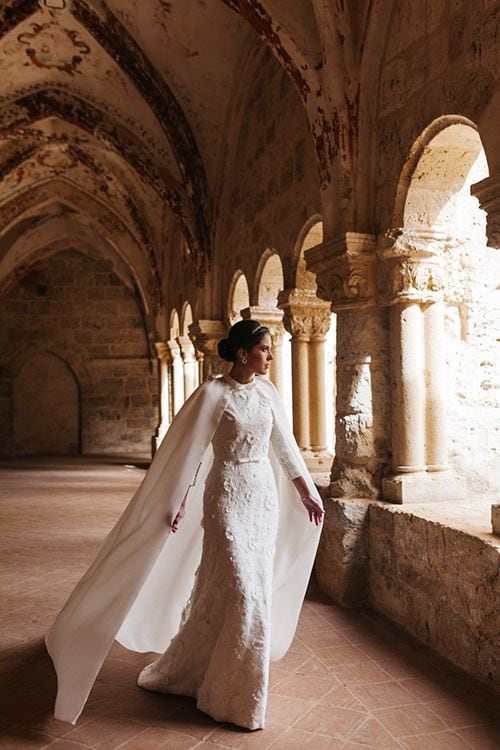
[393,116,486,230]
[0,179,159,319]
[228,271,250,324]
[383,117,499,500]
[13,350,80,455]
[181,302,194,337]
[294,216,323,291]
[0,82,208,274]
[170,309,181,339]
[255,249,284,307]
[4,336,94,392]
[1,89,182,202]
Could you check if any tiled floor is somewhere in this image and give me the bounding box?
[0,457,499,750]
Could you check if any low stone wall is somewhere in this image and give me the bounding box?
[315,496,500,687]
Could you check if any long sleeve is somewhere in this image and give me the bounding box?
[270,415,303,481]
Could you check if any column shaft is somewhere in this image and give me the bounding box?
[269,337,285,395]
[171,351,184,415]
[391,302,426,473]
[424,300,448,470]
[291,336,310,449]
[308,336,327,451]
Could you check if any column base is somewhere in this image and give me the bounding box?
[382,471,466,504]
[302,449,333,473]
[492,505,500,536]
[152,429,168,454]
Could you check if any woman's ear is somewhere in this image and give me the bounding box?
[236,347,247,364]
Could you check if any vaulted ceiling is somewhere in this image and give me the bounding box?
[0,0,385,316]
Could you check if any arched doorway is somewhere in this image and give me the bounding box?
[13,352,80,455]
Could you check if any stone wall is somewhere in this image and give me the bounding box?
[216,45,321,302]
[376,0,498,232]
[0,249,158,456]
[316,496,500,686]
[369,504,499,685]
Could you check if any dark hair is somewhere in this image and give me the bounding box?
[217,319,270,362]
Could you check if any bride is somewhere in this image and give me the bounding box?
[45,319,324,731]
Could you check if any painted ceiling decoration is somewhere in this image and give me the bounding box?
[0,0,390,305]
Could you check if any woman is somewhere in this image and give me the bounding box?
[45,320,324,730]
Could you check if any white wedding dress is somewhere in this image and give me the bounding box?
[137,373,303,730]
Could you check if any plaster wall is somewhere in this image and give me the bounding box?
[0,249,157,456]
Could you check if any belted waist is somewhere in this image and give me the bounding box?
[212,456,267,464]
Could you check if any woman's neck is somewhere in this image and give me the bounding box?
[228,365,256,384]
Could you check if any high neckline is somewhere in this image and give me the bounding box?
[223,373,257,389]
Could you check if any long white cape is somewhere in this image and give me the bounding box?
[45,375,323,724]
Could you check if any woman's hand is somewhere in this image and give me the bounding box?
[170,496,187,533]
[301,495,324,526]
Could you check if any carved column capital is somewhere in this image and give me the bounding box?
[377,228,452,306]
[167,338,182,361]
[471,174,500,249]
[188,319,228,377]
[304,232,377,312]
[154,341,172,364]
[277,288,332,340]
[240,306,284,345]
[188,319,227,358]
[177,335,196,363]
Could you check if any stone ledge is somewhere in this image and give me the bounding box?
[315,493,500,687]
[492,504,500,536]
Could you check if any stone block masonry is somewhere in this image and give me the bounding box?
[315,495,500,687]
[0,249,158,456]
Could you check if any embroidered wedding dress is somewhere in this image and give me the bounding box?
[137,373,303,730]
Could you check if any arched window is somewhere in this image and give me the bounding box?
[387,119,499,498]
[228,271,250,324]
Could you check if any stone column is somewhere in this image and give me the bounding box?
[278,289,332,469]
[153,341,171,450]
[390,302,426,473]
[305,233,382,603]
[424,300,448,471]
[240,306,286,394]
[168,338,184,415]
[178,335,198,399]
[306,233,381,491]
[196,351,204,384]
[308,309,332,452]
[189,319,228,380]
[377,228,466,503]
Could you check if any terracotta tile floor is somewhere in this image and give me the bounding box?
[0,457,499,750]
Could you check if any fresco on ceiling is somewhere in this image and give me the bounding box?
[18,21,90,76]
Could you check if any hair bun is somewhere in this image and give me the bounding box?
[217,338,232,361]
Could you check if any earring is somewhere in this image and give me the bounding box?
[242,357,247,364]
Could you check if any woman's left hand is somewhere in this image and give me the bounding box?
[301,495,324,526]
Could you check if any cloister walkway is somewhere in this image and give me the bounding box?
[0,457,498,750]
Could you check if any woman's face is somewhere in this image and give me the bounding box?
[245,333,274,375]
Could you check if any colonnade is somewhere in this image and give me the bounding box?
[306,228,469,502]
[153,333,200,450]
[152,162,500,495]
[152,297,333,468]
